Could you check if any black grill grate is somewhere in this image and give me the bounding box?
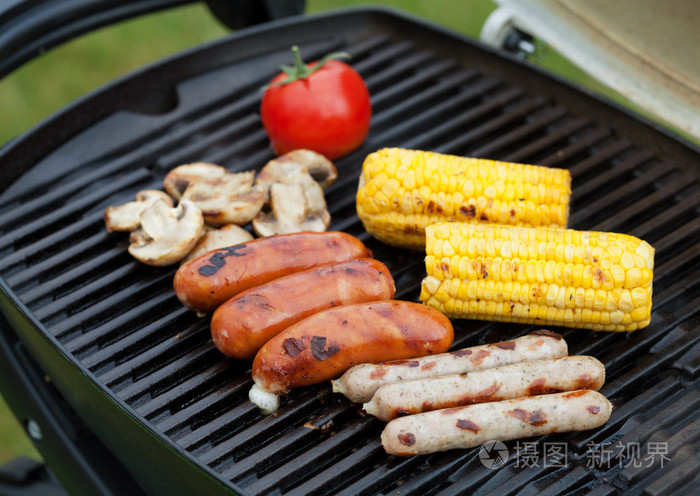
[1,8,699,495]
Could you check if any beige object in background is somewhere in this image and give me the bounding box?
[481,0,700,142]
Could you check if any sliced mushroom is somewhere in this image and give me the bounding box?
[128,199,203,266]
[252,149,336,237]
[104,190,173,233]
[183,224,254,263]
[163,162,225,200]
[255,149,338,197]
[163,162,264,226]
[252,182,330,236]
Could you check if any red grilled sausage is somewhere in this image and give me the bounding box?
[249,300,454,414]
[173,231,372,313]
[210,258,396,359]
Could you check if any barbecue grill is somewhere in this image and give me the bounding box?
[2,2,700,495]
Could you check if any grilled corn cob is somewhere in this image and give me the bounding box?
[356,148,572,250]
[420,222,654,332]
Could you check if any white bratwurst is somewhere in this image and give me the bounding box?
[364,355,605,421]
[381,389,612,456]
[332,330,567,404]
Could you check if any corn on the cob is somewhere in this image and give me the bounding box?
[420,222,654,332]
[356,148,572,250]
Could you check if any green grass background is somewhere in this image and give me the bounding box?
[0,0,676,469]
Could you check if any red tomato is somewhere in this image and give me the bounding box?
[260,46,371,160]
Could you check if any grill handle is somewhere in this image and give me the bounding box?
[0,0,305,79]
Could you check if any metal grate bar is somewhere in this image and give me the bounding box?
[156,113,262,168]
[370,60,465,114]
[481,113,588,161]
[369,71,490,132]
[571,163,671,227]
[97,316,205,389]
[220,404,353,484]
[240,416,379,495]
[63,291,178,356]
[352,40,415,74]
[592,174,699,233]
[537,127,614,168]
[0,168,150,251]
[560,139,633,187]
[571,149,654,200]
[401,86,524,150]
[150,367,247,431]
[634,185,700,238]
[644,451,700,496]
[0,209,114,282]
[436,96,549,154]
[39,269,174,336]
[10,235,120,304]
[115,342,218,405]
[291,440,390,496]
[84,305,192,373]
[193,390,327,462]
[523,466,593,496]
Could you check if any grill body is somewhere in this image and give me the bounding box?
[1,7,699,496]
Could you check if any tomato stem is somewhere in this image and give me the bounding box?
[291,45,310,77]
[263,45,351,90]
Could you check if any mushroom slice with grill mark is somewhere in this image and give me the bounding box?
[255,149,338,199]
[104,190,173,233]
[163,162,225,200]
[252,182,330,236]
[252,150,336,237]
[163,162,264,226]
[183,224,254,263]
[128,199,203,266]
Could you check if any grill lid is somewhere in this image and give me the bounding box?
[480,0,700,142]
[1,7,700,496]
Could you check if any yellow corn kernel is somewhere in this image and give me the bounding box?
[356,148,572,249]
[420,222,655,332]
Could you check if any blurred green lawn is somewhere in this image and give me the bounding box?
[0,0,672,470]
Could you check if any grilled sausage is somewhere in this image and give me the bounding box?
[381,389,612,456]
[364,356,605,421]
[210,259,396,359]
[173,231,372,313]
[249,300,454,414]
[332,330,567,404]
